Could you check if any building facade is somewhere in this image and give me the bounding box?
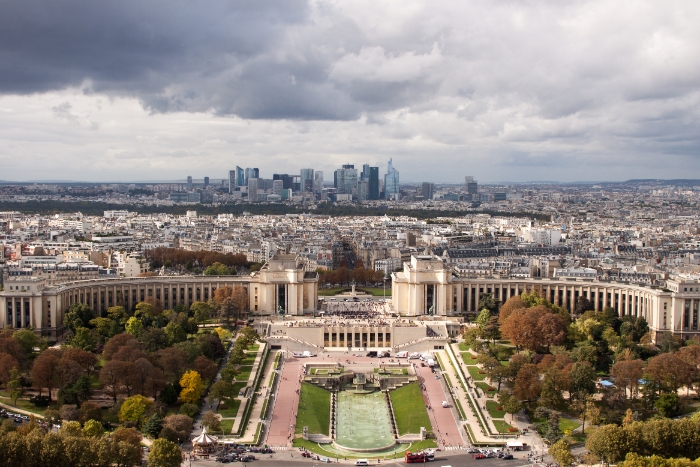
[0,255,318,338]
[392,255,700,342]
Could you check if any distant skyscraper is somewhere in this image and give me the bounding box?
[357,181,368,201]
[245,168,259,184]
[334,164,358,195]
[203,176,209,188]
[248,178,259,202]
[421,182,434,200]
[313,171,324,193]
[187,176,193,191]
[384,159,399,200]
[229,170,237,193]
[465,175,478,199]
[368,167,379,200]
[300,168,314,192]
[361,163,370,181]
[272,179,283,196]
[236,166,245,187]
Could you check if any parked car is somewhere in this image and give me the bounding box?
[503,454,514,460]
[319,457,332,463]
[301,452,312,458]
[472,454,486,459]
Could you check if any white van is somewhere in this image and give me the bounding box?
[395,351,409,358]
[302,351,314,357]
[409,352,420,359]
[427,359,436,368]
[355,459,369,466]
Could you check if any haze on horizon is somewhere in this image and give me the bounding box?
[1,0,699,183]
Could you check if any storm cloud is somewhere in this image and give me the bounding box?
[1,0,699,182]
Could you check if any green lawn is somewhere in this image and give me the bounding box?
[236,365,253,382]
[486,400,506,418]
[467,365,487,381]
[559,417,581,432]
[220,419,235,435]
[390,383,431,435]
[247,344,260,352]
[492,420,518,434]
[232,381,248,396]
[0,394,46,416]
[458,343,471,351]
[476,382,496,397]
[295,383,331,435]
[499,361,510,367]
[461,352,478,365]
[217,398,242,418]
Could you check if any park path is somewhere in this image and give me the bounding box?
[414,363,463,448]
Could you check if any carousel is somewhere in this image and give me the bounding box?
[192,427,219,456]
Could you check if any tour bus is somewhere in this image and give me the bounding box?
[395,351,409,358]
[405,451,432,463]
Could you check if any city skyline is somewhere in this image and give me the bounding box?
[1,1,700,183]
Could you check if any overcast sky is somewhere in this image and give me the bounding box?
[1,0,699,183]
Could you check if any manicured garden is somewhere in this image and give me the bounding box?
[389,383,432,435]
[295,383,331,435]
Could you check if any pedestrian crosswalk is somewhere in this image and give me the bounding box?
[442,446,467,451]
[269,446,288,451]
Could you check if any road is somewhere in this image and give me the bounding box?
[187,450,537,467]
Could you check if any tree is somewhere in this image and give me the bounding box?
[513,364,541,403]
[159,383,179,405]
[148,438,182,467]
[63,304,95,334]
[99,359,129,401]
[209,380,235,402]
[611,359,644,399]
[654,393,680,417]
[82,419,105,438]
[12,328,47,357]
[478,293,498,313]
[550,439,576,466]
[112,427,142,446]
[192,356,217,383]
[575,297,595,316]
[190,302,212,325]
[498,296,526,324]
[164,322,187,346]
[179,370,203,404]
[0,352,20,388]
[79,401,102,424]
[539,371,564,410]
[89,317,120,339]
[544,410,561,444]
[8,367,22,406]
[143,413,164,438]
[476,308,492,329]
[585,424,628,463]
[503,396,522,423]
[30,349,62,400]
[568,362,597,401]
[131,357,154,396]
[645,353,690,394]
[162,414,193,443]
[134,302,156,319]
[118,394,153,425]
[124,317,144,337]
[201,411,221,431]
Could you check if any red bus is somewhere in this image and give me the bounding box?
[405,452,427,463]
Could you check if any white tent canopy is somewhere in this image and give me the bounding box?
[192,427,218,446]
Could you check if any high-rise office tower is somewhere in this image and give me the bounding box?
[357,181,368,201]
[421,182,434,200]
[368,167,379,200]
[361,163,370,181]
[248,178,259,202]
[313,171,324,193]
[384,159,399,200]
[273,174,294,190]
[272,179,283,196]
[236,166,245,187]
[204,177,209,188]
[229,170,237,193]
[245,168,258,184]
[334,164,358,195]
[187,176,193,191]
[300,168,314,192]
[465,176,478,199]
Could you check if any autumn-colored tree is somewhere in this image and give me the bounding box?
[162,414,193,444]
[192,356,217,383]
[112,427,143,446]
[501,305,566,352]
[102,333,142,360]
[212,286,249,323]
[513,364,541,402]
[143,297,164,316]
[550,439,576,466]
[645,353,691,394]
[82,419,105,438]
[118,394,153,424]
[154,347,189,382]
[179,370,203,403]
[498,296,527,324]
[611,359,645,399]
[0,352,20,388]
[30,349,62,400]
[131,357,154,395]
[148,438,183,467]
[61,348,98,378]
[99,359,129,401]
